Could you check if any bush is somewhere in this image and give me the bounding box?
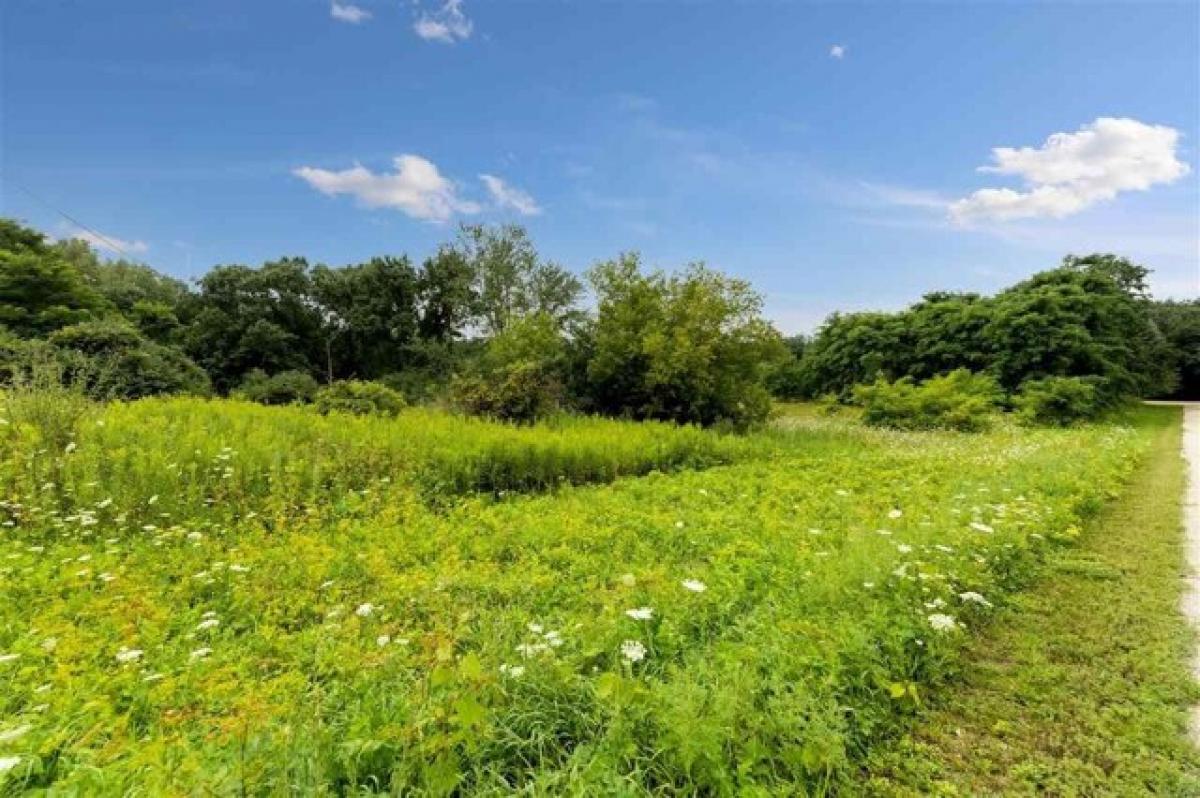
[236,369,320,405]
[451,361,564,424]
[1013,376,1102,426]
[315,380,406,417]
[582,256,787,430]
[853,369,1000,432]
[40,319,210,399]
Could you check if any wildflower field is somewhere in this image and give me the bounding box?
[0,396,1161,794]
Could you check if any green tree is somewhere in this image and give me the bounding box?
[0,248,104,337]
[417,247,476,342]
[312,256,421,380]
[455,224,582,334]
[1151,299,1200,399]
[582,254,786,428]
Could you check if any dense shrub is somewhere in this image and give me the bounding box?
[451,313,570,423]
[853,369,1000,432]
[451,361,565,424]
[581,255,786,430]
[40,319,209,399]
[315,380,406,417]
[1014,376,1103,426]
[236,369,320,405]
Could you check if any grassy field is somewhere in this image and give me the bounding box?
[862,405,1200,796]
[0,396,1174,793]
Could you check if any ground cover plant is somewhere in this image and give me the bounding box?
[0,395,1160,794]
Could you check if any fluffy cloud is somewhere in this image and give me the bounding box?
[950,117,1189,223]
[479,174,542,216]
[829,44,846,59]
[414,0,472,43]
[70,228,149,255]
[330,3,371,24]
[293,155,481,222]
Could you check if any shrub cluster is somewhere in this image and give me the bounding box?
[1013,375,1104,426]
[235,369,320,405]
[853,369,1001,432]
[314,380,406,417]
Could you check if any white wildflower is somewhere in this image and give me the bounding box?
[625,607,654,621]
[115,647,143,664]
[64,442,77,454]
[0,756,21,773]
[927,613,958,632]
[896,544,913,554]
[958,591,993,607]
[544,630,564,648]
[499,663,525,677]
[516,642,548,658]
[681,579,707,593]
[354,603,376,618]
[0,724,31,743]
[148,495,158,505]
[888,509,903,519]
[527,623,544,634]
[620,639,647,662]
[969,522,994,534]
[618,573,636,587]
[196,619,220,631]
[189,647,212,660]
[376,634,391,647]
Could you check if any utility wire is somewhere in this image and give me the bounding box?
[0,171,150,266]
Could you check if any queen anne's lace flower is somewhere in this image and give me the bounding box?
[620,640,646,662]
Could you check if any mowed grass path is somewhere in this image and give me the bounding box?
[862,405,1200,796]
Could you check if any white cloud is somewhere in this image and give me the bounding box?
[479,174,542,216]
[331,2,371,24]
[293,155,481,222]
[829,44,846,59]
[414,0,472,43]
[950,117,1190,223]
[69,228,149,255]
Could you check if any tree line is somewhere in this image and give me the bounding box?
[1,216,1196,429]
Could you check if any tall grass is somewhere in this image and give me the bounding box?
[0,397,1157,794]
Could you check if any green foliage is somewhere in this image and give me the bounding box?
[854,369,1001,432]
[0,248,105,337]
[315,380,406,417]
[452,312,570,424]
[0,396,1154,793]
[44,319,210,400]
[1150,299,1200,399]
[1013,375,1103,426]
[453,361,565,424]
[235,369,320,405]
[583,254,786,429]
[455,224,583,335]
[798,255,1174,404]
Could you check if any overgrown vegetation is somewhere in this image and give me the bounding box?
[5,217,1194,430]
[784,253,1200,407]
[0,395,1160,792]
[854,369,1000,432]
[862,407,1199,795]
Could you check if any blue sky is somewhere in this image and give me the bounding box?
[3,0,1197,331]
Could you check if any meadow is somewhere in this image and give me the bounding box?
[0,395,1159,794]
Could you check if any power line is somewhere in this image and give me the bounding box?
[0,171,150,265]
